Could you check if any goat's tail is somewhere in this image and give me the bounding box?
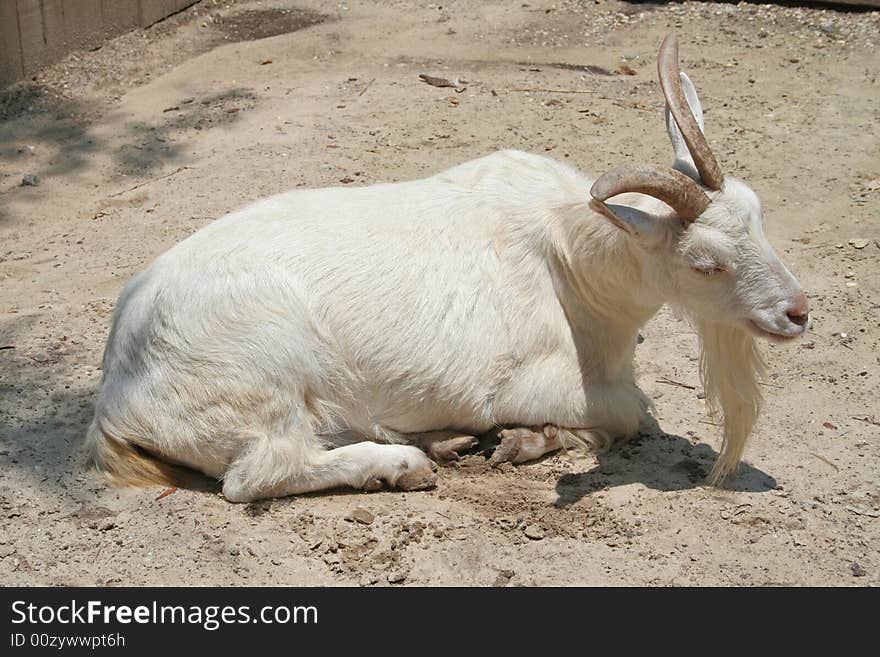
[86,416,185,487]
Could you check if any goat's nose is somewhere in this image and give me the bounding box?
[786,294,810,327]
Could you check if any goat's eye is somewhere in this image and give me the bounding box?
[692,265,726,277]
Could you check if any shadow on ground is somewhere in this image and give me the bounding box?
[0,82,256,224]
[0,84,101,182]
[552,422,777,507]
[113,88,257,176]
[0,316,97,507]
[0,362,218,508]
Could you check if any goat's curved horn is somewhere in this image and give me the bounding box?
[590,163,711,222]
[658,33,724,191]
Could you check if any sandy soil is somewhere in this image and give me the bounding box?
[0,0,878,586]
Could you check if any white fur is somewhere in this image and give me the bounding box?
[87,73,807,501]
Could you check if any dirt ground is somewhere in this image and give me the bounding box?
[1,0,878,586]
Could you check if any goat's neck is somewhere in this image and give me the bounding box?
[548,202,667,380]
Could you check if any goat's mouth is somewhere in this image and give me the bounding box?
[747,319,806,342]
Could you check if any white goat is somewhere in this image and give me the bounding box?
[87,35,809,502]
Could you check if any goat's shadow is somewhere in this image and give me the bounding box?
[511,417,779,508]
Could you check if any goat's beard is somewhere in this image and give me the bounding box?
[696,319,766,485]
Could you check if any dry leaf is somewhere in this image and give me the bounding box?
[155,487,178,501]
[419,74,457,88]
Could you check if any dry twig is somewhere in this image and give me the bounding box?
[509,88,596,94]
[656,376,696,390]
[810,453,840,472]
[108,166,193,198]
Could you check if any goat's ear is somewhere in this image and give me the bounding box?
[589,199,672,242]
[665,72,704,183]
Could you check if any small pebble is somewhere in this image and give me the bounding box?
[524,524,545,540]
[346,508,374,525]
[387,569,408,583]
[493,569,515,586]
[848,239,869,249]
[20,174,39,186]
[851,562,867,577]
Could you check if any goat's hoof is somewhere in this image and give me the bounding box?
[489,428,543,467]
[394,452,438,491]
[427,435,478,466]
[396,468,438,491]
[364,448,438,492]
[489,435,521,467]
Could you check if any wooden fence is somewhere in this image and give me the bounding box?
[1,0,199,87]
